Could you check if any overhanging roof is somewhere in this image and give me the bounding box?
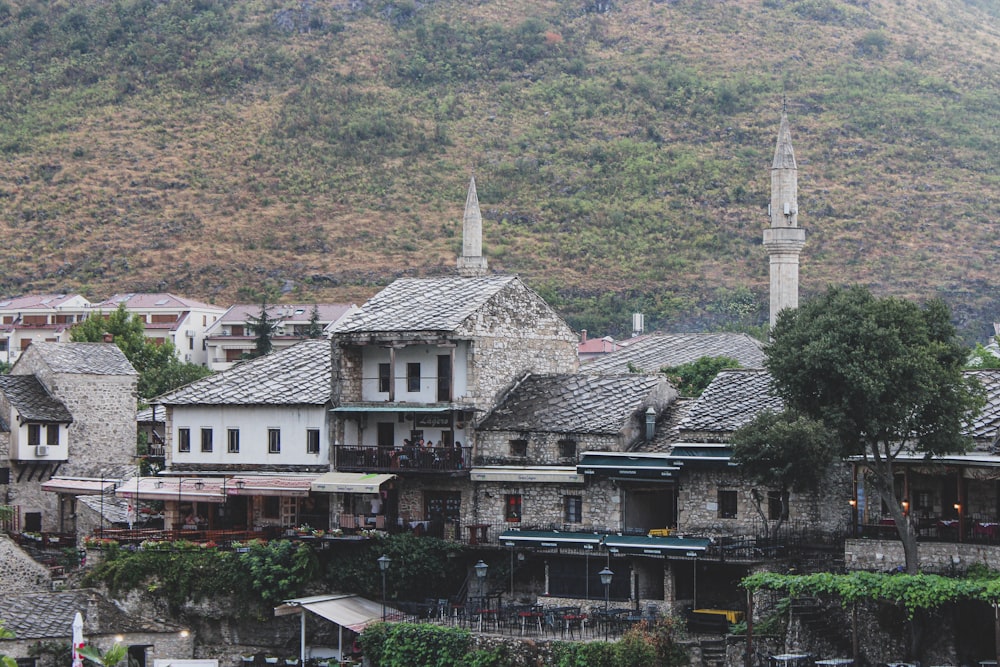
[331,405,453,413]
[499,530,602,549]
[115,477,226,503]
[604,534,710,556]
[228,475,319,498]
[41,477,116,495]
[470,467,584,484]
[275,594,399,633]
[667,444,733,462]
[311,472,396,493]
[577,452,679,480]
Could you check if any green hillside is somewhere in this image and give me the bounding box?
[0,0,997,339]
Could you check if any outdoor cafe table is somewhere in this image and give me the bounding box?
[815,659,853,667]
[693,608,744,624]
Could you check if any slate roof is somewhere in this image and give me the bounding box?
[478,373,671,435]
[0,375,73,423]
[0,589,176,638]
[582,333,765,373]
[20,342,137,376]
[966,369,1000,446]
[155,339,331,405]
[676,369,781,437]
[331,275,518,334]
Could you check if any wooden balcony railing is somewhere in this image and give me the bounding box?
[334,444,470,474]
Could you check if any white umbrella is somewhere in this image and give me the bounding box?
[72,612,84,667]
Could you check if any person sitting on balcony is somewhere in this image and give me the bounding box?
[398,439,413,467]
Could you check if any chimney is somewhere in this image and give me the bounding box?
[632,313,644,338]
[645,407,656,442]
[581,330,588,343]
[102,333,114,343]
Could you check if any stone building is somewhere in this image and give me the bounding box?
[0,342,137,533]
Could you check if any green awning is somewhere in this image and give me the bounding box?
[667,444,732,462]
[577,453,679,480]
[603,535,710,557]
[499,530,603,549]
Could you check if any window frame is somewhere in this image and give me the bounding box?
[564,495,583,524]
[268,428,281,454]
[27,424,41,447]
[227,428,240,454]
[378,363,391,393]
[200,427,213,453]
[557,439,577,459]
[306,428,320,454]
[406,362,421,392]
[718,489,738,519]
[509,439,528,458]
[178,427,191,453]
[505,494,522,522]
[46,425,59,447]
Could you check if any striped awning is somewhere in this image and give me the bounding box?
[228,475,319,498]
[115,477,226,503]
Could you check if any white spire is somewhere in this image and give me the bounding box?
[457,176,488,277]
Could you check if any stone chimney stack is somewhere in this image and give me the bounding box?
[763,111,806,328]
[457,176,488,277]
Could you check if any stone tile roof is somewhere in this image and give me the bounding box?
[479,373,672,435]
[0,590,176,638]
[0,375,73,423]
[582,333,765,373]
[23,342,137,376]
[155,339,331,405]
[332,276,518,334]
[676,369,781,438]
[967,369,1000,446]
[636,398,696,453]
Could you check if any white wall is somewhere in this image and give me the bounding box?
[359,342,469,402]
[170,405,327,466]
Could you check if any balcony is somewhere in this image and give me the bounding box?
[334,444,470,474]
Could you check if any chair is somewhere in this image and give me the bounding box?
[338,515,356,530]
[374,515,385,530]
[357,515,367,530]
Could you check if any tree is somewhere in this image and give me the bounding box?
[245,301,280,358]
[967,342,1000,369]
[662,356,741,397]
[766,286,984,574]
[731,410,838,538]
[71,304,212,399]
[305,304,324,339]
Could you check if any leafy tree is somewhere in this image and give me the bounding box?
[238,540,317,606]
[731,410,838,537]
[70,304,211,399]
[766,286,984,574]
[306,304,324,339]
[245,301,280,358]
[662,356,740,397]
[967,342,1000,369]
[79,643,127,667]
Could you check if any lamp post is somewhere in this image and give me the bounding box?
[378,554,392,621]
[599,566,613,641]
[474,559,489,599]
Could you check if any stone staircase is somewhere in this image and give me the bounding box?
[700,637,727,667]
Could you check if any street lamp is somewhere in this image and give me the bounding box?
[599,566,614,641]
[474,559,489,599]
[378,554,392,621]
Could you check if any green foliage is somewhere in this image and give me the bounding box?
[70,303,212,399]
[245,301,280,358]
[239,540,318,607]
[323,534,465,602]
[742,570,1000,617]
[29,640,72,667]
[662,356,741,397]
[79,643,127,667]
[549,618,688,667]
[306,304,324,339]
[730,597,790,636]
[966,343,1000,369]
[360,623,471,667]
[731,410,838,494]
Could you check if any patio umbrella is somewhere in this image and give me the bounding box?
[72,612,84,667]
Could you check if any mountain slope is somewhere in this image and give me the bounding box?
[0,0,997,339]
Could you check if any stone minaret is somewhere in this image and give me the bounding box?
[763,112,805,327]
[457,176,489,277]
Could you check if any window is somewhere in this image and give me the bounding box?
[200,427,213,453]
[564,496,583,523]
[0,339,7,352]
[767,490,788,520]
[505,494,522,522]
[0,467,10,484]
[718,489,738,519]
[268,428,281,454]
[46,425,59,447]
[189,337,194,350]
[407,363,421,392]
[557,439,577,459]
[27,424,41,447]
[509,439,527,458]
[307,429,320,454]
[20,339,31,351]
[378,363,391,393]
[178,428,191,453]
[227,428,240,454]
[262,496,280,519]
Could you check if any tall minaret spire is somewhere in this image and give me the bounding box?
[763,111,806,327]
[457,176,488,277]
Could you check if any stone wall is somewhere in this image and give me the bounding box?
[678,464,852,539]
[470,478,617,531]
[476,431,615,466]
[0,534,52,594]
[845,538,1000,573]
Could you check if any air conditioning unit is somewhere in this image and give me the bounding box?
[185,330,195,337]
[35,444,49,456]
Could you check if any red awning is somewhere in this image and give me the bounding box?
[116,477,225,504]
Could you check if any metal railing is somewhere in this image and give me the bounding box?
[334,444,470,474]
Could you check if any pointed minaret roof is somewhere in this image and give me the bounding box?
[457,176,488,277]
[772,113,797,170]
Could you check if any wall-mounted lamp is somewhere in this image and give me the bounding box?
[193,480,205,490]
[235,480,246,490]
[954,503,962,512]
[848,499,857,508]
[901,500,910,514]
